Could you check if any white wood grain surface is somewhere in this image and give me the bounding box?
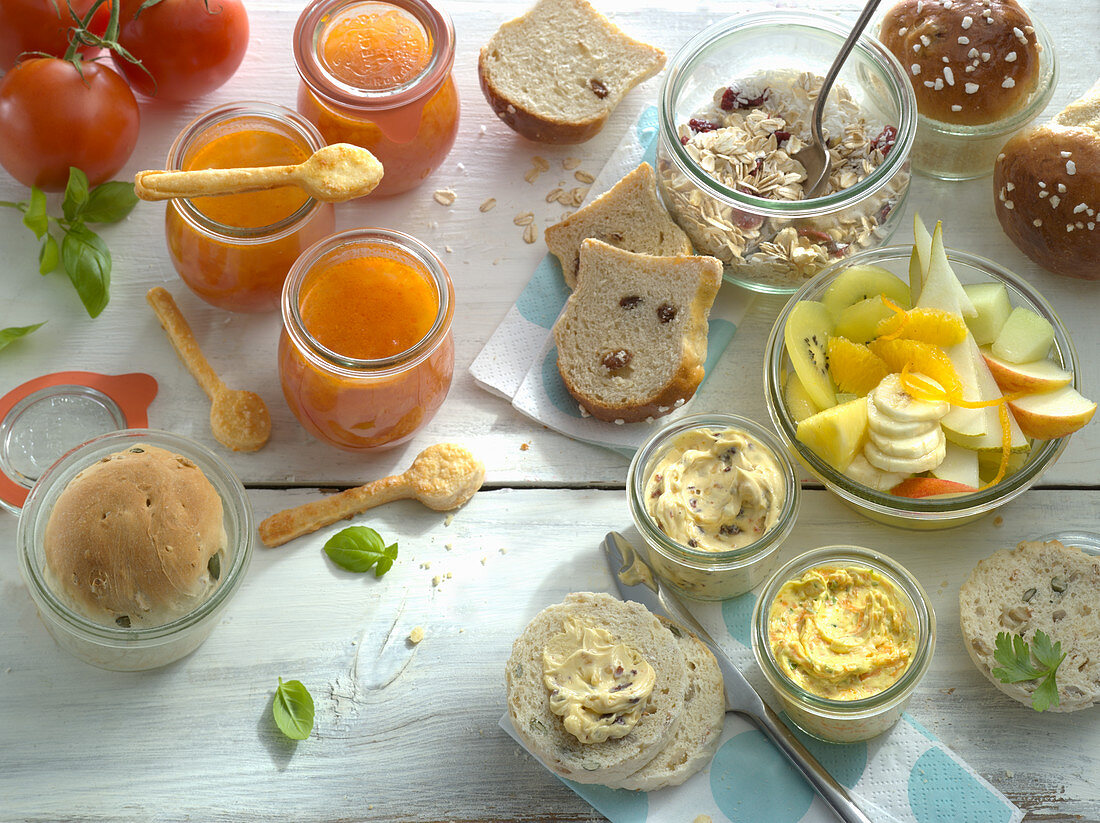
[1,1,1098,822]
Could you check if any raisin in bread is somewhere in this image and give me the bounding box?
[545,162,693,289]
[552,239,722,423]
[505,592,689,785]
[959,539,1100,712]
[610,617,726,792]
[478,0,665,144]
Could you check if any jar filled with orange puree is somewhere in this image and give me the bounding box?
[164,102,336,313]
[279,228,455,450]
[293,0,459,197]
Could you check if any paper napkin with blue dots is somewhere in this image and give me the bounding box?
[470,104,754,454]
[501,591,1023,823]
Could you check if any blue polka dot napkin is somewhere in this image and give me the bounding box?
[469,106,754,454]
[501,591,1023,823]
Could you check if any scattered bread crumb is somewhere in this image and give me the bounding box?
[408,626,424,645]
[693,816,713,823]
[479,197,497,212]
[432,575,442,587]
[994,516,1004,526]
[499,547,508,555]
[432,189,456,206]
[479,125,486,135]
[445,571,452,579]
[563,157,582,170]
[574,170,595,184]
[520,442,529,451]
[445,245,453,253]
[420,561,432,570]
[481,557,487,565]
[444,513,455,526]
[445,543,453,551]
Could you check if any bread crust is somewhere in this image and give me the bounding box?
[879,0,1040,125]
[993,83,1100,279]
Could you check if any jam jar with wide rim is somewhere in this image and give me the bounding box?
[293,0,459,197]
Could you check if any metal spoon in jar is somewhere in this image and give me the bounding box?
[133,143,384,203]
[793,0,885,198]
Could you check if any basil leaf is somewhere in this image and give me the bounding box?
[81,181,139,224]
[0,322,45,352]
[272,678,314,740]
[61,224,111,317]
[323,526,398,576]
[63,168,90,222]
[39,234,59,274]
[22,188,49,238]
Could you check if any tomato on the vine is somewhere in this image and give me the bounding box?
[0,57,140,190]
[112,0,249,102]
[0,0,112,68]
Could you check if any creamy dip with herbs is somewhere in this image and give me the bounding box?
[644,427,785,552]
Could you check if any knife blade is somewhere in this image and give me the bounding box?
[602,531,873,823]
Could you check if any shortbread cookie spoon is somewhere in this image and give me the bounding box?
[146,287,271,452]
[259,443,486,547]
[134,142,384,203]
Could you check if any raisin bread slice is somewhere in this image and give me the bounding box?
[478,0,665,144]
[545,163,693,289]
[552,239,722,423]
[505,592,689,785]
[959,540,1100,712]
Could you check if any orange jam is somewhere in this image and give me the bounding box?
[164,104,336,313]
[294,0,459,197]
[279,230,455,451]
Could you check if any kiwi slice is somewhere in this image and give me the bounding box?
[783,300,836,411]
[834,296,896,343]
[821,264,911,317]
[784,372,820,423]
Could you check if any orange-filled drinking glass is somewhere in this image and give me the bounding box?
[279,228,455,451]
[164,102,336,313]
[293,0,459,197]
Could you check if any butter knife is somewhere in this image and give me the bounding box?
[602,531,873,823]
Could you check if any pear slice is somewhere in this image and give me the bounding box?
[913,213,932,297]
[931,441,980,488]
[916,222,977,318]
[943,336,1029,450]
[796,397,869,471]
[908,245,923,308]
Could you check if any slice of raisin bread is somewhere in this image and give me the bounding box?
[610,618,726,792]
[478,0,665,144]
[505,592,689,785]
[552,239,722,423]
[959,539,1100,712]
[545,163,693,289]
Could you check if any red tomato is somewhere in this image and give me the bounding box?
[0,57,140,190]
[0,0,112,68]
[112,0,249,102]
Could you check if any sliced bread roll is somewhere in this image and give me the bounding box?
[959,539,1100,712]
[505,591,689,785]
[545,163,693,289]
[610,618,726,792]
[478,0,666,144]
[552,239,722,423]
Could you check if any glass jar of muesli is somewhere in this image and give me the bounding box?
[657,11,917,294]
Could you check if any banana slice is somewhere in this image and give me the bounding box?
[869,425,945,459]
[865,434,946,474]
[845,453,907,492]
[871,373,949,423]
[866,395,932,439]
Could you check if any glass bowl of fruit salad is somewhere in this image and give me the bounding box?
[763,219,1089,529]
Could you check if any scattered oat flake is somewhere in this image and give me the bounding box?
[513,211,534,226]
[523,223,538,244]
[563,157,582,170]
[532,155,550,172]
[479,197,497,212]
[432,189,456,206]
[546,187,564,203]
[408,626,425,645]
[444,513,455,526]
[574,170,595,184]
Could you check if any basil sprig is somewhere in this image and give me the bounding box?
[1,168,139,318]
[0,323,45,353]
[323,526,398,577]
[272,678,315,740]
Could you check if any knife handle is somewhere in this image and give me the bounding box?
[748,703,874,823]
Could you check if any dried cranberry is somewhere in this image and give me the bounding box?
[679,134,690,146]
[797,227,839,256]
[748,157,765,176]
[730,208,764,231]
[871,125,898,157]
[773,130,791,143]
[876,202,893,224]
[688,118,720,133]
[720,86,768,111]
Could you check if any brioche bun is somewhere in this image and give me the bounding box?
[44,444,226,627]
[879,0,1041,126]
[993,82,1100,279]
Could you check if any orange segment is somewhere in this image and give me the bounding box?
[322,3,433,90]
[876,307,968,346]
[828,337,890,396]
[869,338,963,396]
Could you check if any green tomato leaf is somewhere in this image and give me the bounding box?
[22,188,49,238]
[323,526,399,576]
[61,224,111,318]
[63,168,90,222]
[0,322,46,352]
[39,233,60,275]
[272,678,314,740]
[81,181,140,224]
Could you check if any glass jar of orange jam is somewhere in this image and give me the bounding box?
[293,0,459,197]
[279,228,455,451]
[164,102,336,313]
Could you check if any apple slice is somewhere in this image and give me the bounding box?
[931,441,980,488]
[962,282,1012,345]
[991,307,1054,364]
[890,477,979,498]
[796,397,868,471]
[980,346,1072,394]
[1007,387,1097,439]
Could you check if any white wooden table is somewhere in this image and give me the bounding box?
[1,2,1097,821]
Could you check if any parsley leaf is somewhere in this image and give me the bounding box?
[991,630,1066,712]
[323,526,398,577]
[272,678,314,740]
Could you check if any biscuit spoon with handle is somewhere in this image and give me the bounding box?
[793,0,886,198]
[134,143,384,203]
[259,443,486,547]
[146,287,271,453]
[602,531,873,823]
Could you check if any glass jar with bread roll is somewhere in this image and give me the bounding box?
[163,102,337,313]
[293,0,459,196]
[16,429,253,671]
[278,227,455,451]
